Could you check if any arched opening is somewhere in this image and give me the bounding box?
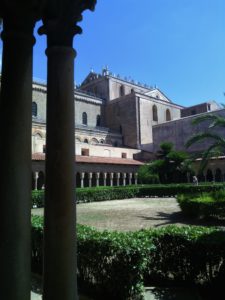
[215,168,222,182]
[106,173,110,186]
[120,85,125,97]
[99,173,104,186]
[83,173,89,187]
[90,138,98,145]
[37,171,45,190]
[96,115,101,126]
[166,109,171,121]
[32,102,37,117]
[92,173,97,187]
[76,173,81,188]
[82,112,87,125]
[31,172,35,190]
[206,169,213,182]
[152,105,158,121]
[83,138,89,144]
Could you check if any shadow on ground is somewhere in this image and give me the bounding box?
[138,211,225,228]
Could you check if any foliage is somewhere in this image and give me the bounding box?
[139,142,194,184]
[186,113,225,171]
[31,217,225,299]
[31,183,225,208]
[177,190,225,219]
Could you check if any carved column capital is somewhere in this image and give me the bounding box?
[39,0,96,47]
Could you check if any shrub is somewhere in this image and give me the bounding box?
[31,183,225,208]
[177,190,225,219]
[31,217,225,299]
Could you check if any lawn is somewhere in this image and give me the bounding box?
[32,197,225,231]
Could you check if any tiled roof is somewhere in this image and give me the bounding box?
[32,153,143,166]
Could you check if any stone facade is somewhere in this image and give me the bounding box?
[27,68,225,188]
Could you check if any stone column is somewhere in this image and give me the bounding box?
[123,173,127,186]
[129,173,132,185]
[110,173,114,186]
[116,173,120,186]
[103,172,107,186]
[88,172,93,187]
[96,172,100,187]
[35,171,39,190]
[134,173,138,185]
[81,172,85,188]
[0,9,38,300]
[40,2,96,299]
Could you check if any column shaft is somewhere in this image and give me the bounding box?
[0,26,34,300]
[43,46,77,300]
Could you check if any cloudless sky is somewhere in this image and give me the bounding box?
[10,0,225,106]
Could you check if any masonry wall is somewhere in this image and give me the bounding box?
[153,108,225,153]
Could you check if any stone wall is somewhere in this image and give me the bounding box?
[153,108,225,153]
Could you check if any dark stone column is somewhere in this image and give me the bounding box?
[0,16,36,300]
[40,1,96,299]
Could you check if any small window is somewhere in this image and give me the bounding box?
[121,153,127,158]
[207,104,211,111]
[81,148,89,156]
[152,105,158,121]
[166,109,171,121]
[84,138,89,144]
[96,115,101,126]
[32,102,37,117]
[82,112,87,125]
[120,85,125,97]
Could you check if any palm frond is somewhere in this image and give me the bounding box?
[186,132,225,148]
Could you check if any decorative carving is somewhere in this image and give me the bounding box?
[39,0,97,47]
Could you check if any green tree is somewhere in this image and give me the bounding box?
[186,113,225,170]
[138,142,193,184]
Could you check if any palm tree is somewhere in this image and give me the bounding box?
[186,113,225,170]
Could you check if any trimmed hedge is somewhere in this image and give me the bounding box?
[31,216,225,299]
[177,190,225,219]
[32,183,225,208]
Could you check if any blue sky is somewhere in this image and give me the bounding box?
[2,0,225,107]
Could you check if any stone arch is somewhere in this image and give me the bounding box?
[76,137,81,143]
[82,112,87,125]
[83,138,89,144]
[90,138,99,145]
[99,139,105,144]
[166,109,171,121]
[152,105,158,121]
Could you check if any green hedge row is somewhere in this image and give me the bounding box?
[32,183,225,208]
[31,216,225,299]
[177,190,225,219]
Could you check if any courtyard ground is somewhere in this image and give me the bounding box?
[32,197,225,231]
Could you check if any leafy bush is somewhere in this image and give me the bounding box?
[31,183,225,208]
[177,190,225,219]
[31,217,225,299]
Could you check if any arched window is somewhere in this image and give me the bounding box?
[32,102,37,117]
[120,85,125,97]
[166,109,171,121]
[82,112,87,125]
[152,105,158,121]
[96,115,101,126]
